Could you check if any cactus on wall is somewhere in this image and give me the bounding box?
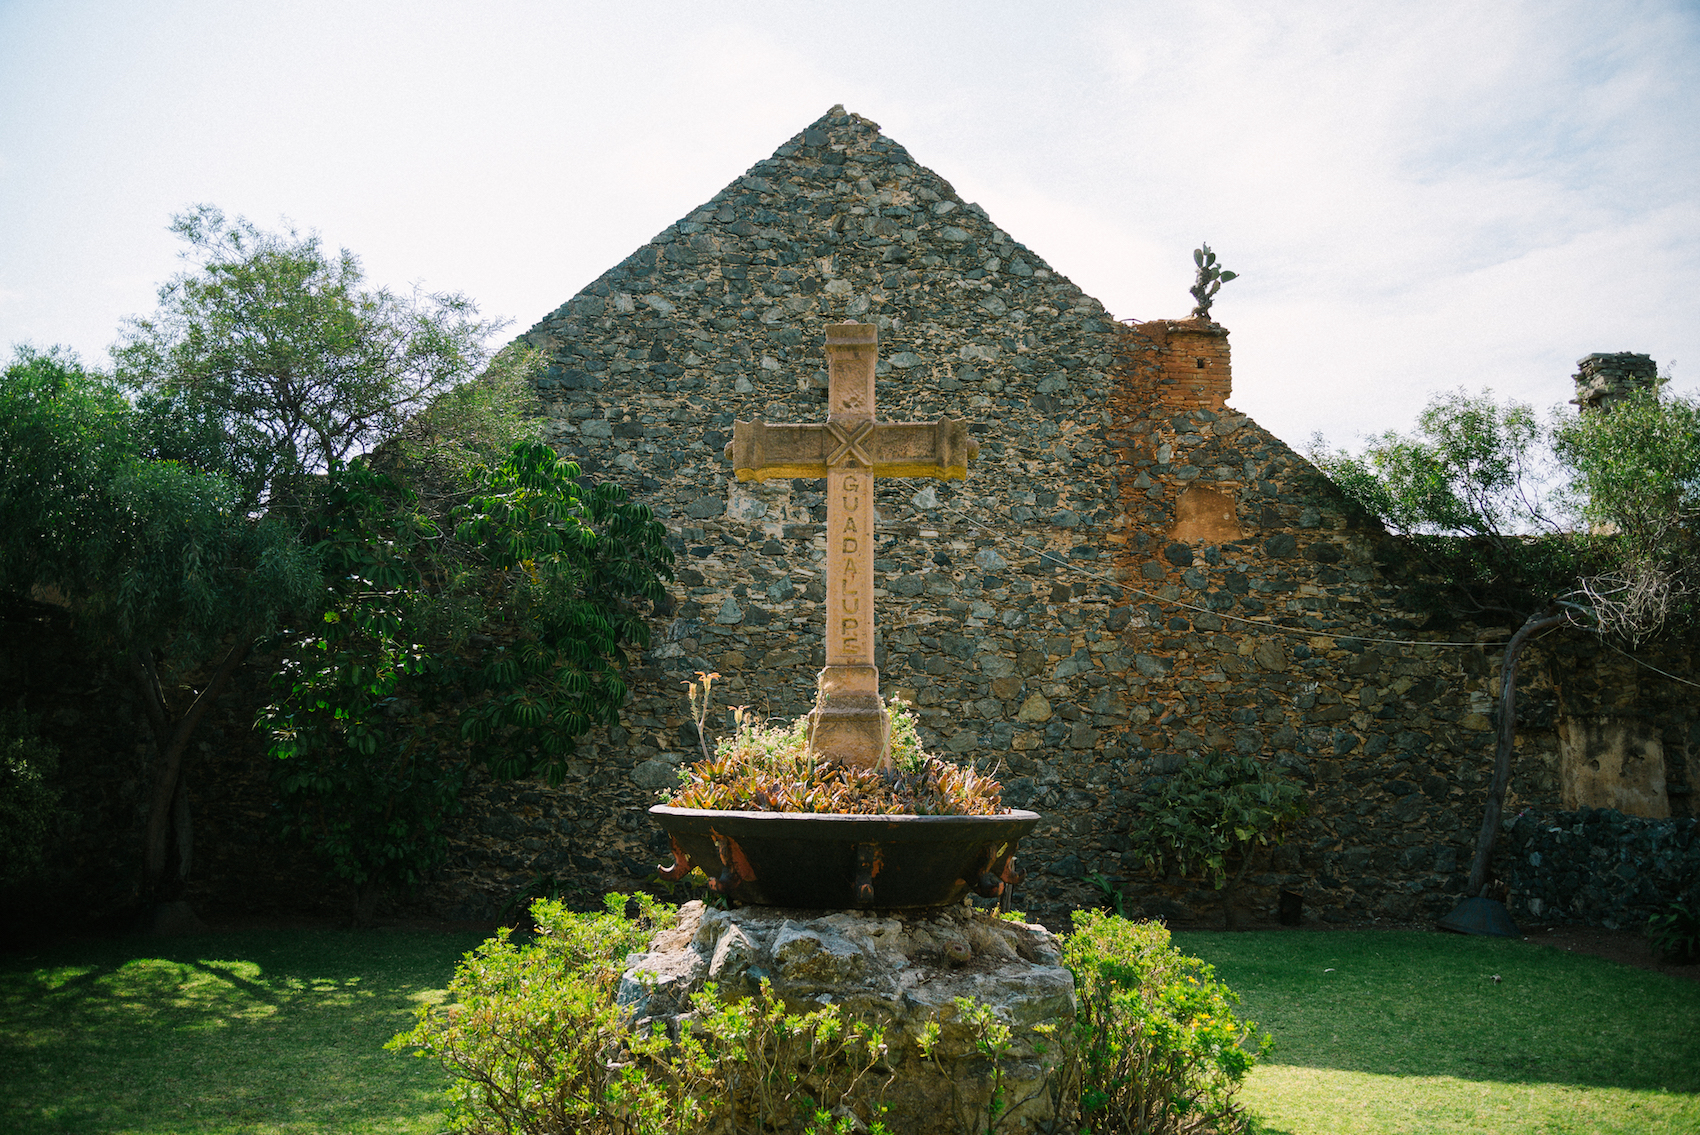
[1189,243,1238,319]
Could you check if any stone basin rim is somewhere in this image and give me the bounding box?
[650,805,1041,836]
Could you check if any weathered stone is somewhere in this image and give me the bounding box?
[378,103,1700,935]
[631,760,679,789]
[1016,693,1053,723]
[620,901,1075,1134]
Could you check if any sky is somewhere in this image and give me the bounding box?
[2,0,1696,450]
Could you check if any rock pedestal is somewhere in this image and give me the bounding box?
[618,900,1076,1134]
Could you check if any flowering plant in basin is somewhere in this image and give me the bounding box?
[661,673,1007,816]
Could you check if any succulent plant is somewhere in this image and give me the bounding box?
[664,700,1007,816]
[1189,243,1238,319]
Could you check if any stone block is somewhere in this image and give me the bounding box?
[619,902,1075,1135]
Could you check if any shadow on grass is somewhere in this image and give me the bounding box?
[1172,928,1700,1095]
[0,928,489,1135]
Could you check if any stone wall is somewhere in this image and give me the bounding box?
[418,105,1697,930]
[1572,351,1660,411]
[7,105,1694,935]
[1497,807,1698,928]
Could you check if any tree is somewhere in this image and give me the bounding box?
[9,207,671,925]
[113,204,500,516]
[1311,391,1579,897]
[94,204,512,918]
[1312,386,1699,900]
[0,346,317,909]
[1555,386,1700,642]
[1129,750,1307,930]
[261,442,673,923]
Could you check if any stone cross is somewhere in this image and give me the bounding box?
[725,323,977,771]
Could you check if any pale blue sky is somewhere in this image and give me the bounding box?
[2,0,1695,448]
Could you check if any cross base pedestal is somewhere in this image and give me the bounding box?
[807,664,890,772]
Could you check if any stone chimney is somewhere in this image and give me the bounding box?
[1135,317,1232,410]
[1572,352,1658,413]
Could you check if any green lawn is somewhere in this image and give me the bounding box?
[0,928,488,1135]
[1175,928,1700,1135]
[3,924,1695,1134]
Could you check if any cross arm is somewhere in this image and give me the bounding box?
[725,418,979,483]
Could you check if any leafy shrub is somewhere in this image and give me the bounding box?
[389,893,666,1133]
[917,996,1065,1135]
[665,699,1006,816]
[265,442,672,922]
[1129,750,1307,929]
[1063,910,1269,1134]
[1648,898,1699,965]
[0,711,62,888]
[397,898,1269,1135]
[390,894,893,1134]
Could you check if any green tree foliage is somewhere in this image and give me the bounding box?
[1129,751,1306,930]
[1555,387,1700,642]
[261,442,673,920]
[0,711,64,889]
[112,204,500,514]
[1309,384,1699,898]
[383,341,551,500]
[0,346,317,904]
[2,208,646,919]
[1310,389,1578,623]
[455,442,674,770]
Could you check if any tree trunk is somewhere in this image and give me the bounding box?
[131,638,252,904]
[1466,608,1567,897]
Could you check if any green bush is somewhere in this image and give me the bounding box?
[1648,898,1699,965]
[1129,750,1307,929]
[389,894,893,1135]
[395,899,1268,1135]
[0,711,63,888]
[1063,910,1269,1135]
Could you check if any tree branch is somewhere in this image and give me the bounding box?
[142,636,253,892]
[1466,607,1568,896]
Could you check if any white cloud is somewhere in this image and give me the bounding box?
[0,0,1693,449]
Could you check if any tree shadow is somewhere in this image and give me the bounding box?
[1175,928,1700,1095]
[0,927,487,1134]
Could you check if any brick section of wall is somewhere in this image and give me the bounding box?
[1135,317,1233,410]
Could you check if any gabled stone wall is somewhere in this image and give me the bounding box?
[18,105,1686,935]
[394,104,1700,931]
[397,105,1699,930]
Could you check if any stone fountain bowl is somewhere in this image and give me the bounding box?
[649,805,1041,910]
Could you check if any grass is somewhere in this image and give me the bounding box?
[1174,928,1700,1135]
[0,927,488,1135]
[4,923,1695,1134]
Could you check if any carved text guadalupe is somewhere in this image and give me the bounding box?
[830,469,874,666]
[837,472,864,658]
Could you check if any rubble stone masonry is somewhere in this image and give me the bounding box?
[420,106,1694,929]
[8,107,1691,934]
